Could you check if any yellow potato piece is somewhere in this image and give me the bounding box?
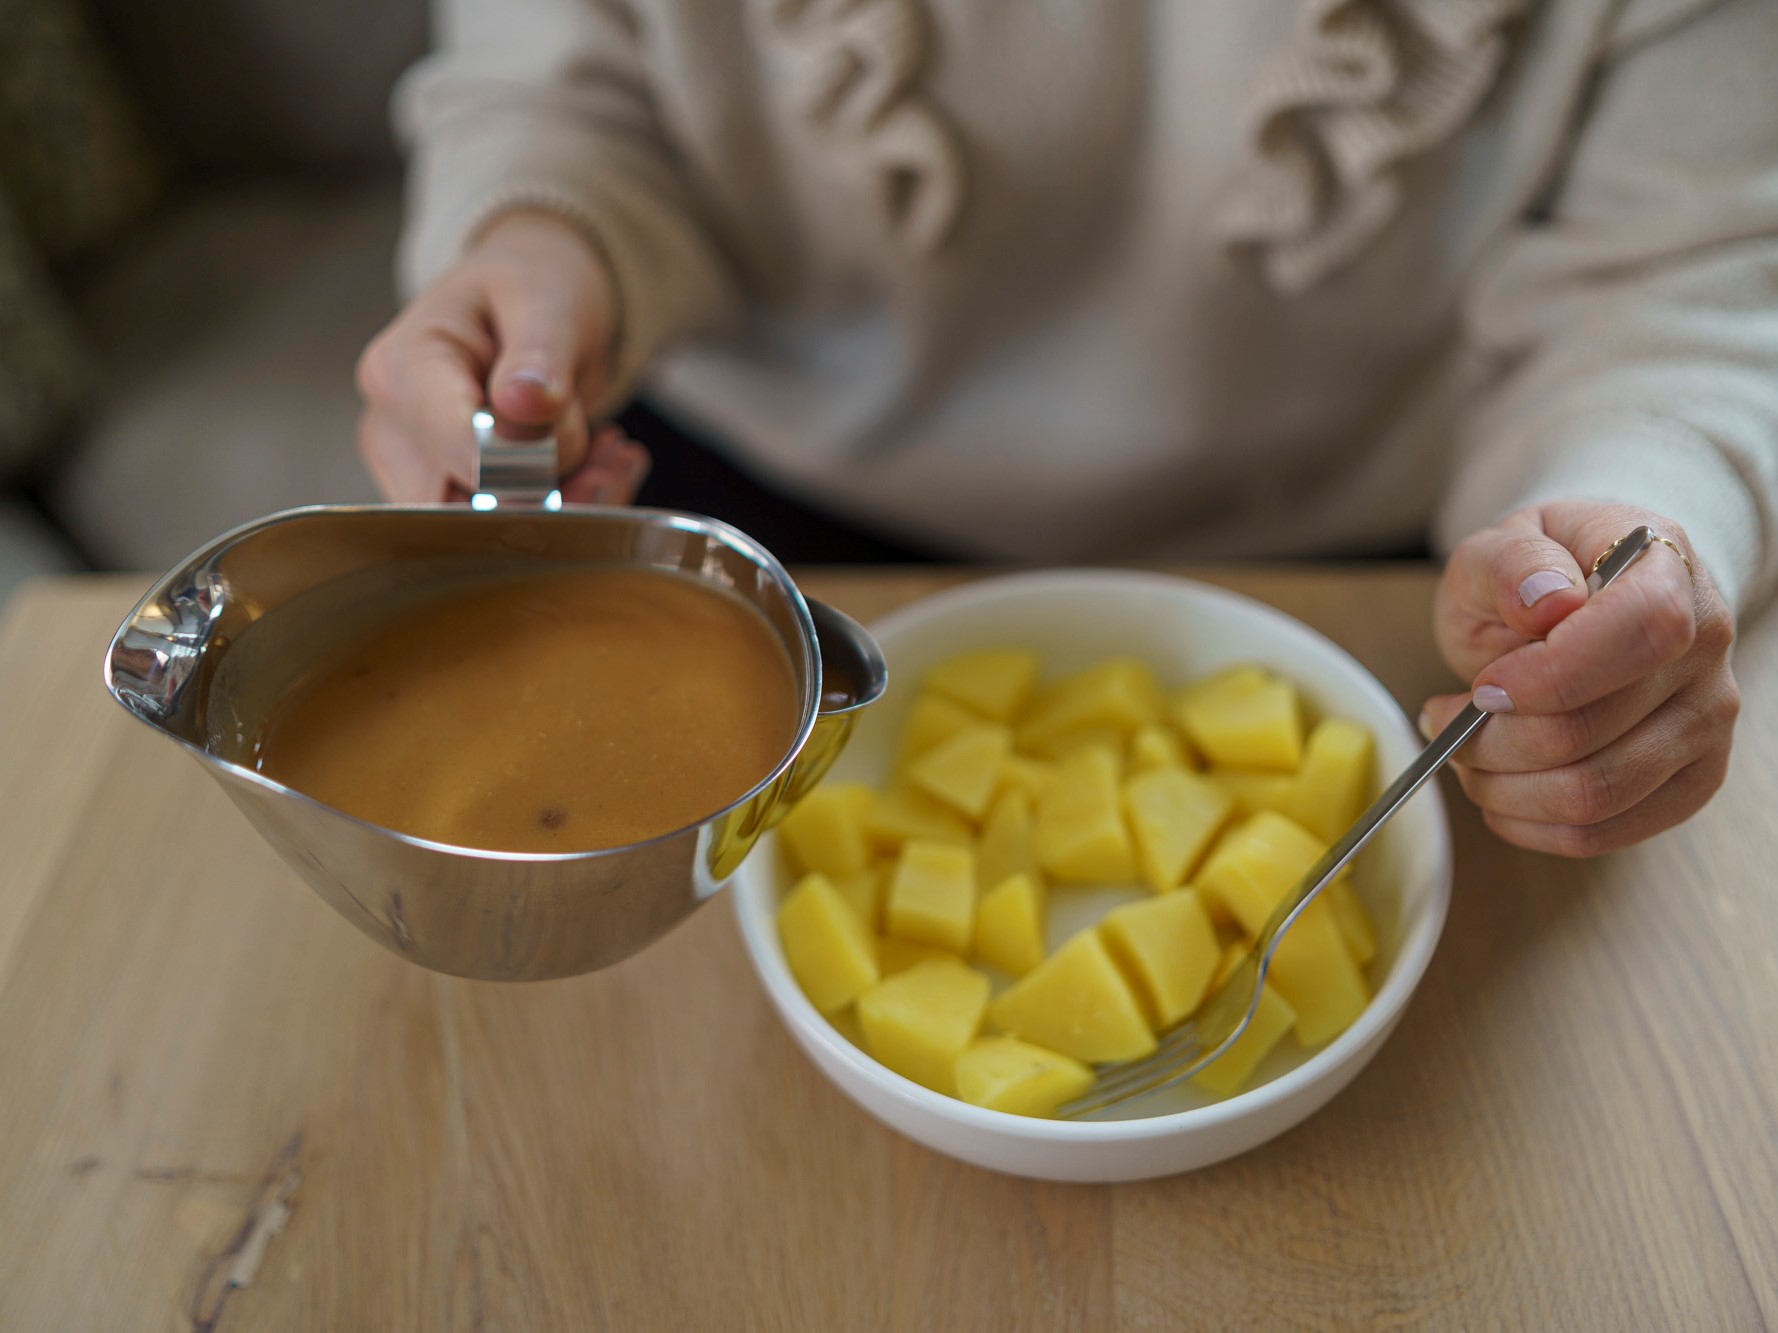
[1122,766,1234,892]
[1196,811,1327,934]
[1100,889,1221,1028]
[885,840,978,953]
[1285,717,1375,843]
[877,935,961,977]
[831,861,891,931]
[988,928,1156,1064]
[997,754,1058,802]
[778,873,880,1014]
[1027,724,1130,768]
[1034,747,1137,883]
[1128,723,1199,773]
[1268,905,1367,1047]
[779,783,875,877]
[857,959,991,1094]
[975,872,1047,977]
[1015,658,1164,749]
[907,723,1013,820]
[1196,812,1368,1046]
[1169,665,1270,718]
[923,649,1041,722]
[895,692,985,769]
[1180,677,1303,771]
[863,785,975,852]
[954,1036,1094,1117]
[1327,877,1377,966]
[1191,943,1297,1097]
[1205,768,1298,820]
[977,788,1042,895]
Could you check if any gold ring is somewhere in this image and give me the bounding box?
[1591,529,1694,579]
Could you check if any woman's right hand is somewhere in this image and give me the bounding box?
[355,210,650,504]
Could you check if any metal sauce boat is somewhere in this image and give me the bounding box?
[103,418,886,980]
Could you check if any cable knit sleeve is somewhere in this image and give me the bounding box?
[1435,0,1778,614]
[392,0,738,414]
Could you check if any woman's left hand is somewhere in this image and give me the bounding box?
[1422,501,1740,857]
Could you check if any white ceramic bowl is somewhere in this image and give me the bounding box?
[732,569,1451,1181]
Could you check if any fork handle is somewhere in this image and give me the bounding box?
[1255,525,1664,956]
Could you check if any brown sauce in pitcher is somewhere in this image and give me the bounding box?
[251,567,801,852]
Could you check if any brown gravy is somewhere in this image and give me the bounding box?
[251,567,801,852]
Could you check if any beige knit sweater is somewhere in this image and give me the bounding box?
[395,0,1778,612]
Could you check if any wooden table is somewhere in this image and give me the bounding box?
[0,568,1772,1331]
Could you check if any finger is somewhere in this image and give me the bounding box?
[1470,537,1697,717]
[1466,510,1590,641]
[1419,668,1679,774]
[1480,751,1730,858]
[357,411,450,504]
[1450,686,1708,823]
[558,428,651,505]
[358,319,487,492]
[484,278,600,473]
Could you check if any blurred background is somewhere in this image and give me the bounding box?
[0,0,425,602]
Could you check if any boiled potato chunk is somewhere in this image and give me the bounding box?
[1100,890,1220,1028]
[831,861,890,930]
[906,723,1013,820]
[1129,723,1197,773]
[1197,813,1368,1046]
[1269,904,1369,1046]
[1286,717,1375,843]
[1015,658,1163,749]
[997,755,1057,802]
[1179,675,1303,771]
[895,692,984,769]
[954,1037,1094,1117]
[885,840,978,953]
[1206,768,1297,820]
[779,783,874,877]
[877,935,960,977]
[1196,811,1329,935]
[1034,748,1137,883]
[864,785,974,852]
[778,873,879,1014]
[1122,766,1234,892]
[923,649,1040,721]
[1191,943,1298,1096]
[857,958,991,1094]
[977,789,1042,893]
[1171,665,1271,715]
[975,873,1047,977]
[1327,877,1377,965]
[1027,724,1130,767]
[989,928,1156,1063]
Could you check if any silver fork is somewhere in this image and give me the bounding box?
[1057,525,1667,1118]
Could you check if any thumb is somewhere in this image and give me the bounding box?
[484,290,591,475]
[1464,509,1589,642]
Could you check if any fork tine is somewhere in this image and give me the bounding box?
[1082,1021,1205,1097]
[1065,1041,1211,1116]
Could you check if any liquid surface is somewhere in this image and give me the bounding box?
[253,567,801,852]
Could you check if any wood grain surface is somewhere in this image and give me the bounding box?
[0,568,1771,1331]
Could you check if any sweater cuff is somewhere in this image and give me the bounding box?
[1498,416,1761,614]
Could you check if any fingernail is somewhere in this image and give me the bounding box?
[1518,569,1572,607]
[506,368,559,395]
[1417,708,1434,740]
[1473,684,1515,713]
